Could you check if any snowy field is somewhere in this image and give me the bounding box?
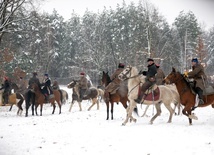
[0,85,214,155]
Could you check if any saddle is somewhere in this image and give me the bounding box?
[143,85,160,101]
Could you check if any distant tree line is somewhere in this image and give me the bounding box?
[0,0,214,85]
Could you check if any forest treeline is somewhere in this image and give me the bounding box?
[0,0,214,84]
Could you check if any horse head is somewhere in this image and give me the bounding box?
[67,80,78,89]
[164,67,184,84]
[101,71,111,87]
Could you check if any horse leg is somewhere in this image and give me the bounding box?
[97,99,99,110]
[9,104,13,111]
[141,105,150,117]
[110,102,114,120]
[88,98,95,111]
[105,101,110,120]
[78,101,82,111]
[40,103,43,116]
[69,101,74,112]
[35,103,39,116]
[164,103,174,123]
[122,101,137,125]
[57,100,61,114]
[182,106,193,125]
[150,103,162,124]
[52,102,56,114]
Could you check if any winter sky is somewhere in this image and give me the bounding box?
[41,0,214,30]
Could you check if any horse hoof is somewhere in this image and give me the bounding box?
[122,123,126,126]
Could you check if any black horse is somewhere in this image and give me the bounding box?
[25,89,36,117]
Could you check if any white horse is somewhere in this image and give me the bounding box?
[141,84,182,117]
[118,65,174,125]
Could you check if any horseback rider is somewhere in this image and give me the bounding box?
[134,58,157,103]
[104,63,125,99]
[184,58,206,105]
[155,64,165,85]
[28,72,41,88]
[41,73,52,102]
[0,76,12,105]
[78,72,88,102]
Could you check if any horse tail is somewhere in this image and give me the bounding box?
[59,89,63,103]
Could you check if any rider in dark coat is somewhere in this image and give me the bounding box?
[41,73,52,100]
[0,77,11,105]
[28,72,41,88]
[134,58,157,103]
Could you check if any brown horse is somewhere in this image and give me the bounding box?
[164,67,214,125]
[67,80,99,111]
[31,83,62,116]
[101,71,138,120]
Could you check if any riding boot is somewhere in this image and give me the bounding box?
[45,94,49,103]
[134,91,145,104]
[196,87,204,105]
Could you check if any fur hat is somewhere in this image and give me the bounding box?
[80,72,85,75]
[147,58,154,62]
[118,63,125,68]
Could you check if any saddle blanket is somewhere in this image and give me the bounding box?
[144,87,160,101]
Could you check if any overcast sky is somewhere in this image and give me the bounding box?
[41,0,214,29]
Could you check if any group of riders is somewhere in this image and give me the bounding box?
[0,72,53,105]
[104,57,207,106]
[0,57,207,106]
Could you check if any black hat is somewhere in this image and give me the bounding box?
[44,73,49,77]
[118,63,125,68]
[147,58,154,62]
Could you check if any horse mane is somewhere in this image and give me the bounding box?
[105,72,112,84]
[177,71,193,88]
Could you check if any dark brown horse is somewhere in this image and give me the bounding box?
[30,83,62,116]
[101,71,138,120]
[164,68,214,125]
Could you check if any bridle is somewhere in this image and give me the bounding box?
[119,66,140,81]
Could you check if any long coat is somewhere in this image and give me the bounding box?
[105,68,124,93]
[187,64,206,90]
[156,68,165,85]
[79,76,88,89]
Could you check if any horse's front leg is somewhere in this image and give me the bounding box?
[105,101,110,120]
[182,106,193,125]
[40,103,43,116]
[122,101,137,125]
[69,100,74,112]
[78,101,82,111]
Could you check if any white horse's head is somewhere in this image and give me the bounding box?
[118,65,146,82]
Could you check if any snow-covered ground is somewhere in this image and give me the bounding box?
[0,86,214,155]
